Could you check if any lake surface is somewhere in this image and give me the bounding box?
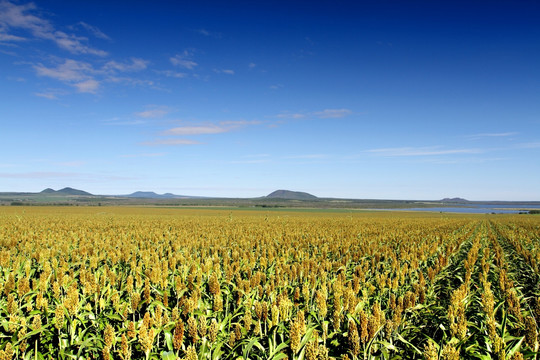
[401,204,540,214]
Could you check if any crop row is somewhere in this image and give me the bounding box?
[0,207,538,359]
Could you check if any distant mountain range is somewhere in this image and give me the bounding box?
[440,197,469,203]
[122,190,321,200]
[40,187,93,196]
[29,188,321,200]
[0,188,483,203]
[1,188,538,209]
[123,191,196,199]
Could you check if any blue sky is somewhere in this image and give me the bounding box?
[1,1,539,200]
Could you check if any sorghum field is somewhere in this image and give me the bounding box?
[0,207,539,360]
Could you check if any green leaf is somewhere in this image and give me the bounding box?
[242,336,262,359]
[164,331,173,351]
[506,337,524,358]
[161,351,176,360]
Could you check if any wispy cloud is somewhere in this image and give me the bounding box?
[466,132,518,139]
[77,21,110,40]
[141,139,201,146]
[34,91,58,99]
[73,79,99,93]
[0,1,107,56]
[275,112,305,119]
[163,125,228,136]
[104,119,146,126]
[135,106,171,118]
[170,51,197,69]
[34,59,93,82]
[220,120,262,126]
[104,58,149,72]
[275,108,352,119]
[313,108,352,118]
[163,120,261,136]
[517,142,540,149]
[1,2,155,95]
[157,70,187,78]
[248,63,256,69]
[194,28,222,38]
[34,59,100,93]
[53,31,107,56]
[366,146,483,157]
[148,120,263,146]
[33,56,151,94]
[0,32,25,42]
[214,68,234,75]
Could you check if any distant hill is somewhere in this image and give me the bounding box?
[266,190,318,200]
[441,197,469,203]
[125,191,160,198]
[40,187,93,196]
[124,191,195,199]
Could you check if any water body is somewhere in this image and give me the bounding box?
[402,204,540,214]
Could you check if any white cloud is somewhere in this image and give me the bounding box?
[517,142,540,149]
[78,21,110,40]
[466,132,518,139]
[0,32,25,41]
[313,108,352,118]
[366,147,483,157]
[146,120,262,147]
[248,63,256,69]
[53,31,107,56]
[275,108,352,120]
[105,76,155,87]
[34,59,100,93]
[0,1,51,38]
[74,79,99,93]
[162,120,261,137]
[0,1,107,56]
[34,91,57,99]
[34,59,93,82]
[33,56,154,94]
[220,120,261,126]
[158,70,187,78]
[135,106,170,118]
[170,51,198,69]
[214,68,234,75]
[163,125,228,136]
[276,112,305,119]
[105,58,149,72]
